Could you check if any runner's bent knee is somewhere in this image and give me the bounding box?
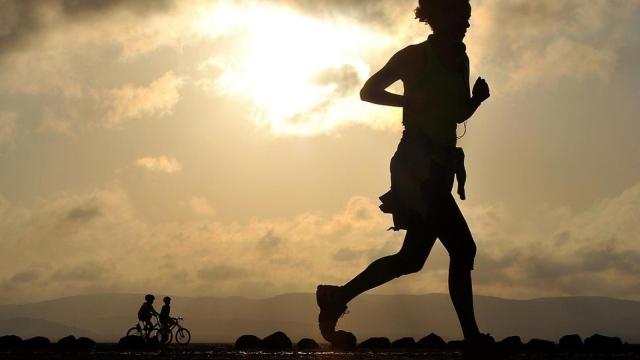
[449,239,476,271]
[394,251,427,275]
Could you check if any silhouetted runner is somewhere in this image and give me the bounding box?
[317,0,492,348]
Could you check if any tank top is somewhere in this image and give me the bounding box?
[402,37,470,165]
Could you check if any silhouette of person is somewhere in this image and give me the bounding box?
[159,296,175,329]
[317,0,492,347]
[138,294,159,333]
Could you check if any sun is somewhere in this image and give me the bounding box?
[194,2,398,136]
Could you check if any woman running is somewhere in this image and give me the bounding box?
[316,0,492,348]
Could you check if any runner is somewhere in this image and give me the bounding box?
[317,0,493,349]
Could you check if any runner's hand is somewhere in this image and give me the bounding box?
[472,77,490,103]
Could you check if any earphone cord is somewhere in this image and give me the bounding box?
[456,120,468,140]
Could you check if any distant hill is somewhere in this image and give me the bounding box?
[0,317,96,340]
[0,293,638,343]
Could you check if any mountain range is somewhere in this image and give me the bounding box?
[0,293,638,343]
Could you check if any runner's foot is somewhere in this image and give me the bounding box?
[316,285,348,342]
[464,333,495,352]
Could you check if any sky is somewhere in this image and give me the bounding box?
[0,0,640,304]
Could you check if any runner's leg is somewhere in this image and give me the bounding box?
[437,193,479,340]
[340,218,436,304]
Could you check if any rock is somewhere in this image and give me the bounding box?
[391,337,415,350]
[584,334,623,352]
[22,336,50,350]
[262,331,292,351]
[0,335,23,350]
[57,335,96,350]
[358,337,390,350]
[145,336,160,349]
[499,336,523,350]
[118,335,145,350]
[76,337,97,350]
[235,335,262,350]
[447,340,465,350]
[416,333,447,349]
[56,335,77,349]
[558,334,583,350]
[331,330,357,351]
[526,338,555,351]
[296,338,319,350]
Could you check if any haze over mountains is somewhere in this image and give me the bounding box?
[0,293,638,343]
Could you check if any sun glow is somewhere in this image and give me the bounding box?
[195,2,398,135]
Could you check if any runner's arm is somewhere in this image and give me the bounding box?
[457,77,489,123]
[360,52,406,107]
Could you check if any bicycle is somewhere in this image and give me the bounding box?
[126,315,162,342]
[157,316,191,345]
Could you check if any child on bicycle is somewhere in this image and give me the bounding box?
[159,296,175,329]
[137,294,159,332]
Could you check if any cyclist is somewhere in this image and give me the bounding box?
[137,294,159,333]
[159,296,175,329]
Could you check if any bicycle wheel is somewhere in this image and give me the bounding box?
[127,326,142,337]
[175,327,191,345]
[159,328,173,345]
[147,328,161,343]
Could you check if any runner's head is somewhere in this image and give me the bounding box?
[415,0,471,42]
[145,294,155,303]
[163,296,171,304]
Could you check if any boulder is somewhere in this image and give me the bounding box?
[499,336,523,351]
[296,338,319,350]
[0,335,23,350]
[118,335,145,350]
[526,338,555,351]
[262,331,292,351]
[447,340,465,350]
[234,335,262,350]
[76,337,97,350]
[584,334,623,352]
[358,337,390,350]
[22,336,50,350]
[558,334,583,350]
[331,330,357,351]
[56,335,77,349]
[391,337,415,350]
[416,333,447,349]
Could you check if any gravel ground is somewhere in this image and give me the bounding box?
[1,344,639,360]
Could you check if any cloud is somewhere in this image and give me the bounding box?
[313,64,362,97]
[459,182,640,299]
[66,204,102,223]
[197,265,251,282]
[0,111,17,145]
[256,231,284,253]
[0,0,176,58]
[135,155,182,174]
[52,261,109,282]
[59,0,175,15]
[36,108,76,136]
[0,1,193,97]
[190,197,216,217]
[471,0,640,89]
[9,271,39,284]
[1,1,640,304]
[2,180,640,303]
[333,247,363,262]
[100,72,184,128]
[195,1,403,136]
